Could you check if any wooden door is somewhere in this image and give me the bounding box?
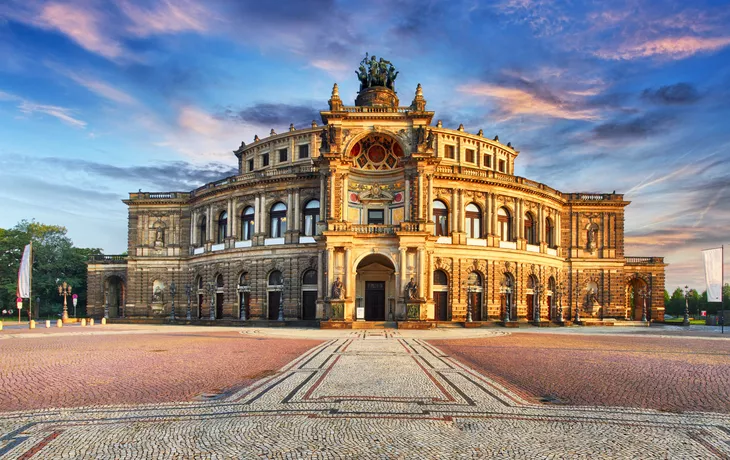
[302,291,317,320]
[365,281,385,321]
[526,294,534,320]
[197,294,203,319]
[469,292,482,321]
[216,293,224,319]
[434,291,448,321]
[268,291,280,320]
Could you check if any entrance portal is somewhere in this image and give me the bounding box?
[365,281,385,320]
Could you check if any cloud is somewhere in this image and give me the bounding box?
[591,113,673,140]
[17,101,86,128]
[641,83,700,105]
[457,82,601,121]
[48,64,137,105]
[118,0,211,37]
[38,2,124,59]
[597,36,730,61]
[219,103,320,129]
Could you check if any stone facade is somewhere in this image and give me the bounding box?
[87,68,665,323]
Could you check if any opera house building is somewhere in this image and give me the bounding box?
[87,58,666,326]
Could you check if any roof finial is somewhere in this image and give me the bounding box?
[311,120,318,128]
[254,134,260,142]
[458,124,465,132]
[411,83,427,111]
[436,120,442,128]
[328,83,343,110]
[332,83,339,97]
[270,129,276,136]
[416,83,423,97]
[289,123,295,132]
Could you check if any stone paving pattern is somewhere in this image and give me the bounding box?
[0,329,321,412]
[433,333,730,414]
[1,326,729,458]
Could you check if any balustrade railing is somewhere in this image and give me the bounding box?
[351,224,396,235]
[625,257,664,265]
[88,254,127,263]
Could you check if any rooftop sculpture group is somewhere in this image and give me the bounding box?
[356,53,399,91]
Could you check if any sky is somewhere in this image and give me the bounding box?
[1,0,729,292]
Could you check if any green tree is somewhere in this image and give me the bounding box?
[663,289,670,308]
[666,287,685,316]
[0,220,102,319]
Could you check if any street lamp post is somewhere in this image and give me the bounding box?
[556,283,564,322]
[574,291,581,323]
[238,281,250,321]
[465,282,473,323]
[72,294,78,318]
[103,290,109,320]
[500,277,511,322]
[533,283,543,322]
[185,284,192,320]
[208,282,216,321]
[57,282,72,321]
[639,287,650,323]
[277,280,285,322]
[682,285,689,326]
[170,282,176,320]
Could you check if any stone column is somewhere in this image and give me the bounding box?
[254,195,261,233]
[344,247,351,298]
[260,194,267,236]
[450,190,456,234]
[227,199,234,239]
[191,209,197,247]
[287,189,293,229]
[329,174,336,220]
[516,198,523,239]
[484,193,491,237]
[417,248,425,298]
[457,190,464,232]
[399,248,407,301]
[327,248,335,298]
[317,250,324,300]
[417,173,423,220]
[342,173,348,221]
[427,175,433,221]
[404,178,411,221]
[319,172,327,221]
[491,194,498,236]
[294,189,300,232]
[207,205,213,242]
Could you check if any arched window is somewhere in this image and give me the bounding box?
[546,217,555,248]
[217,211,228,243]
[268,270,283,286]
[525,212,536,245]
[498,207,512,241]
[196,276,204,290]
[465,203,482,239]
[216,274,224,288]
[467,271,482,287]
[302,269,317,285]
[270,202,287,238]
[467,271,483,321]
[152,279,164,302]
[239,272,249,287]
[433,200,448,236]
[241,207,254,241]
[199,215,207,247]
[303,200,320,236]
[433,270,448,286]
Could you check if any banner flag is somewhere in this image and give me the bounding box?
[17,243,31,299]
[702,248,723,302]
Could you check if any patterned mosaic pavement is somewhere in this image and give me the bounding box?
[1,330,729,459]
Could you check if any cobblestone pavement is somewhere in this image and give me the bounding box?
[0,330,321,412]
[432,332,730,414]
[1,329,729,458]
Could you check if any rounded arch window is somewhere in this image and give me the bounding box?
[241,206,255,241]
[216,274,225,288]
[270,202,287,238]
[433,200,448,236]
[196,276,204,290]
[433,270,448,286]
[467,271,482,287]
[524,212,536,245]
[303,200,320,236]
[497,207,512,241]
[302,269,317,285]
[545,217,555,248]
[268,270,283,286]
[465,203,482,239]
[349,134,403,170]
[239,272,249,286]
[217,211,228,243]
[199,215,207,246]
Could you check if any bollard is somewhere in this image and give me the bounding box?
[81,319,86,327]
[29,320,35,329]
[0,321,3,331]
[46,320,51,328]
[101,318,106,326]
[89,318,94,326]
[57,319,62,328]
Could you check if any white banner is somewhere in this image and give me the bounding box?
[17,243,31,298]
[702,248,723,302]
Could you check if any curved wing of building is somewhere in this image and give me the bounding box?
[87,61,666,324]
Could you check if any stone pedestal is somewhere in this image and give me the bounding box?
[406,300,426,321]
[330,300,345,321]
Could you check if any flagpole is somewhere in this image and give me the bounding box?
[722,245,725,334]
[28,241,32,323]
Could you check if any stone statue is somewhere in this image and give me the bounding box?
[587,226,598,251]
[328,124,336,144]
[405,277,418,300]
[320,128,329,150]
[426,129,434,149]
[154,227,164,246]
[357,53,399,91]
[152,285,163,303]
[416,126,426,146]
[331,277,343,299]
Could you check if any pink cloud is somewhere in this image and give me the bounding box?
[598,36,730,60]
[118,0,211,37]
[39,2,124,59]
[18,100,86,128]
[457,83,601,121]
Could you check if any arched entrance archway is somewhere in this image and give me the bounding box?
[626,277,648,320]
[356,254,395,321]
[433,270,449,321]
[104,276,125,318]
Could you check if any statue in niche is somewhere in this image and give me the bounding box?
[152,285,163,303]
[426,129,434,149]
[154,226,165,247]
[331,277,343,299]
[587,225,598,252]
[416,125,426,146]
[320,128,329,150]
[405,277,418,300]
[328,124,336,144]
